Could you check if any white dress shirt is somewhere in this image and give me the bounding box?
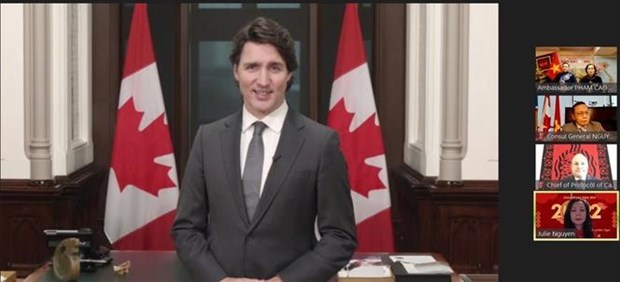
[240,102,288,196]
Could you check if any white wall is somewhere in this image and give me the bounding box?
[405,3,498,180]
[1,4,30,178]
[461,4,498,180]
[1,4,92,179]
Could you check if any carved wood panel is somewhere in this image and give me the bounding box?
[0,167,106,277]
[394,168,499,274]
[6,211,54,275]
[448,216,481,273]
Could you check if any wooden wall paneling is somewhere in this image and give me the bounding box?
[0,166,107,277]
[394,168,499,274]
[0,184,60,277]
[374,3,406,251]
[5,203,55,277]
[91,3,121,248]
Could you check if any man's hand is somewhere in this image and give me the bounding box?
[220,278,263,282]
[265,275,283,282]
[220,274,282,282]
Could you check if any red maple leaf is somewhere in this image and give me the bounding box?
[111,98,175,197]
[328,99,386,198]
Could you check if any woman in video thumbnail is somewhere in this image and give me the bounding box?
[579,63,603,84]
[563,198,594,238]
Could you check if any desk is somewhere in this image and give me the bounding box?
[24,251,191,282]
[25,251,468,282]
[352,253,467,282]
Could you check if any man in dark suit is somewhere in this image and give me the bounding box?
[553,62,577,84]
[560,153,600,183]
[171,17,357,282]
[560,102,606,132]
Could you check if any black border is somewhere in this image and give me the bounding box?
[500,0,620,281]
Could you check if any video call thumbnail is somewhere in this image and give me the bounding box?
[535,46,617,94]
[535,144,617,190]
[534,191,619,241]
[535,95,617,142]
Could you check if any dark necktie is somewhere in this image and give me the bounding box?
[576,179,585,189]
[243,121,267,220]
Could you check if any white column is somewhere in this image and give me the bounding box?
[404,4,444,177]
[50,4,71,177]
[3,4,93,180]
[405,4,497,181]
[24,4,53,181]
[438,4,469,185]
[50,4,93,176]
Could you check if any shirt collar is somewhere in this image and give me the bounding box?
[242,101,288,134]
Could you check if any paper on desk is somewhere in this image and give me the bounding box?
[337,267,390,278]
[1,275,5,282]
[352,265,391,277]
[338,257,392,278]
[389,255,436,264]
[402,262,454,274]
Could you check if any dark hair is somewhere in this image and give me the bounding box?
[564,198,593,238]
[229,17,298,91]
[584,63,597,76]
[571,101,588,113]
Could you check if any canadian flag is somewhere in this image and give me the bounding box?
[553,95,561,132]
[104,4,179,250]
[540,95,551,133]
[327,3,394,252]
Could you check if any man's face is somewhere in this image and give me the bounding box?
[570,154,589,180]
[562,63,570,72]
[233,41,292,119]
[571,104,591,126]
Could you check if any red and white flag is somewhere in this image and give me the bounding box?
[545,52,561,81]
[553,95,562,132]
[540,95,551,133]
[327,3,394,252]
[104,4,178,250]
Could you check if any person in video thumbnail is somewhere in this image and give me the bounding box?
[554,62,577,84]
[563,198,594,238]
[579,64,603,84]
[560,153,600,183]
[560,102,606,132]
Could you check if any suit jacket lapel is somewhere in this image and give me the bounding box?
[219,111,250,227]
[249,110,305,231]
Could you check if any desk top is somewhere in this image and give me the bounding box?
[25,251,191,282]
[350,252,466,282]
[25,251,467,282]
